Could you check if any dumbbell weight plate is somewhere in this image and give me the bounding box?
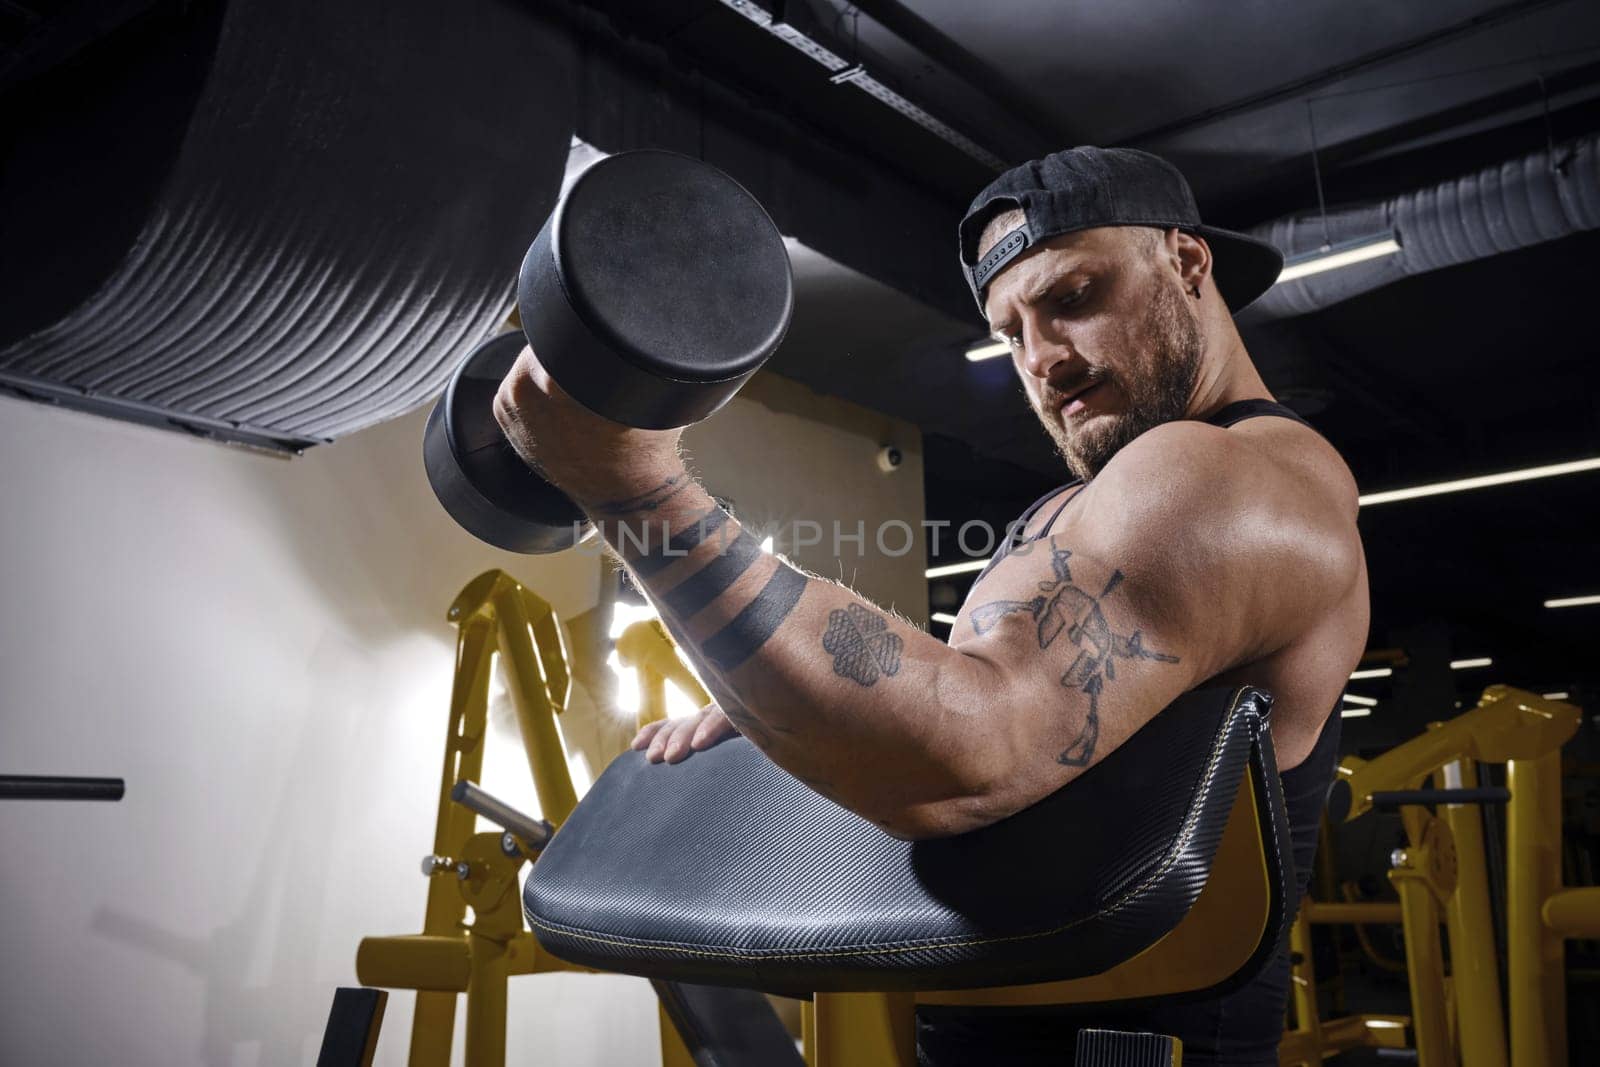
[518,150,794,429]
[422,332,589,554]
[427,150,793,554]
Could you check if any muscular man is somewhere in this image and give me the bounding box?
[495,146,1368,1064]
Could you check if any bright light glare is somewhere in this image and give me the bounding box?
[1359,456,1600,507]
[605,601,699,721]
[930,612,958,626]
[1545,594,1600,609]
[1450,657,1492,670]
[609,600,660,640]
[965,340,1010,362]
[927,559,988,578]
[1276,236,1400,284]
[760,534,774,553]
[1350,668,1393,680]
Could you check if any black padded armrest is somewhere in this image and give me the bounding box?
[525,686,1285,996]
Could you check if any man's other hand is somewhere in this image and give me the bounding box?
[631,704,739,764]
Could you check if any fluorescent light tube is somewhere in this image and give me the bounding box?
[1450,657,1492,670]
[927,559,989,578]
[1277,235,1401,284]
[930,612,958,626]
[1544,692,1570,701]
[1359,456,1600,506]
[965,340,1010,362]
[1350,668,1393,680]
[1341,707,1373,719]
[1342,694,1378,706]
[1546,594,1600,609]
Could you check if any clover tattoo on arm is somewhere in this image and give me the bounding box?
[821,604,904,686]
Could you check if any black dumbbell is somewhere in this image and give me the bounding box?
[424,150,794,553]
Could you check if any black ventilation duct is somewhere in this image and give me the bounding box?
[0,0,576,452]
[1244,132,1600,322]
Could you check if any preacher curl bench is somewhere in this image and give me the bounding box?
[326,570,1294,1066]
[523,682,1291,1066]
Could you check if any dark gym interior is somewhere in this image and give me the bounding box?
[3,2,1599,1064]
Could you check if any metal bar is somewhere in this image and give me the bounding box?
[449,780,552,849]
[491,584,579,826]
[659,1001,698,1067]
[1436,760,1507,1067]
[1334,687,1578,822]
[1304,901,1404,924]
[0,775,123,800]
[463,933,510,1067]
[1286,908,1324,1059]
[1371,787,1510,810]
[356,936,471,993]
[1506,751,1567,1066]
[411,615,495,1067]
[1390,863,1453,1067]
[812,992,916,1067]
[1542,887,1600,939]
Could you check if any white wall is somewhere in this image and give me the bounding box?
[0,374,924,1066]
[685,372,928,625]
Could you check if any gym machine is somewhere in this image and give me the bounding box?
[326,567,1304,1066]
[322,569,709,1067]
[1279,686,1589,1067]
[524,669,1288,1067]
[321,569,791,1067]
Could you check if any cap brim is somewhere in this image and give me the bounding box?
[1194,226,1283,313]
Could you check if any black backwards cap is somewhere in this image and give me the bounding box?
[958,146,1283,315]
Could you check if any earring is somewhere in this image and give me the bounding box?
[1190,284,1201,299]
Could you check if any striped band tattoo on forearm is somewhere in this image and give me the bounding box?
[629,506,730,579]
[703,566,808,671]
[661,528,764,617]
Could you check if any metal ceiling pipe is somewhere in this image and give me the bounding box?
[1242,131,1600,321]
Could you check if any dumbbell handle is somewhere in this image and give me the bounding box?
[450,779,552,848]
[0,775,125,801]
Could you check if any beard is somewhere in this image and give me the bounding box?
[1033,277,1203,481]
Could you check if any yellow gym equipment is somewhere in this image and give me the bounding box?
[1279,685,1590,1067]
[346,569,706,1067]
[335,571,1327,1067]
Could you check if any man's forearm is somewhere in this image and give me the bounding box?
[585,465,999,829]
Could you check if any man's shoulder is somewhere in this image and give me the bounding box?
[1072,415,1360,588]
[1091,414,1356,523]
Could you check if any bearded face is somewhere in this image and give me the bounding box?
[980,226,1205,481]
[1032,270,1202,480]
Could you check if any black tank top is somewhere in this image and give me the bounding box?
[919,399,1342,1066]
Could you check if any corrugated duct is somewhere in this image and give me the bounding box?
[0,0,576,451]
[1244,132,1600,321]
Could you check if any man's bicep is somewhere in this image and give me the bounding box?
[1086,423,1363,667]
[953,535,1198,801]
